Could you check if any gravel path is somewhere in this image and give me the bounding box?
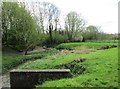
[1,73,10,88]
[0,75,2,88]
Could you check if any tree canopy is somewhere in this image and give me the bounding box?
[2,2,40,54]
[2,2,117,54]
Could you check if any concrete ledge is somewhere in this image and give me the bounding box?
[11,69,70,72]
[10,69,71,89]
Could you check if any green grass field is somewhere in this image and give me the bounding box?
[38,48,118,87]
[19,42,116,69]
[17,42,118,87]
[2,42,118,87]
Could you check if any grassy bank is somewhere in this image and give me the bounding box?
[37,48,118,87]
[17,42,118,87]
[2,48,58,74]
[2,42,118,87]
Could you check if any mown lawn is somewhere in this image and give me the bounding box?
[17,42,118,87]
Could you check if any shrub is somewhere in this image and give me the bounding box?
[42,32,67,47]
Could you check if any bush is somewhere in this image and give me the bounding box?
[42,32,67,47]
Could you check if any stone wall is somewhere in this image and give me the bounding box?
[10,69,71,89]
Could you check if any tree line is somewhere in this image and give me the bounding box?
[2,2,119,55]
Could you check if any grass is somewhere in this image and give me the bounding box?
[2,48,58,74]
[36,48,118,87]
[2,42,118,87]
[56,42,117,50]
[17,42,118,87]
[18,43,98,69]
[87,40,119,43]
[2,52,23,74]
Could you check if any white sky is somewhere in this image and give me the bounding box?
[37,0,119,34]
[21,0,119,34]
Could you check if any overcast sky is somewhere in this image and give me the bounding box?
[36,0,119,34]
[21,0,119,34]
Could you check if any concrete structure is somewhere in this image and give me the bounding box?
[10,69,71,89]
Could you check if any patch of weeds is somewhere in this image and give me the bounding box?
[97,44,117,50]
[57,47,74,51]
[54,58,86,76]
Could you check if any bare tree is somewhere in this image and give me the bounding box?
[65,11,85,41]
[42,2,60,44]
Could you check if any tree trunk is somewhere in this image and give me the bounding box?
[24,49,28,55]
[55,21,57,32]
[49,24,53,45]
